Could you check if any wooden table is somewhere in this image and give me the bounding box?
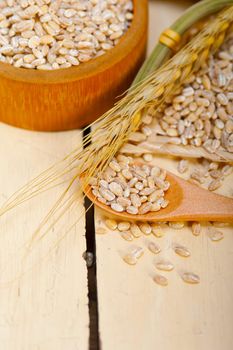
[0,1,232,350]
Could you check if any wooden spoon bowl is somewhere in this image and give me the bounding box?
[0,0,147,131]
[84,170,233,222]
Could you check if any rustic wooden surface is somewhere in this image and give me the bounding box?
[0,0,147,131]
[0,124,89,350]
[1,2,233,350]
[95,1,233,350]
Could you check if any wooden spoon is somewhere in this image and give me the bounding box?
[83,170,233,222]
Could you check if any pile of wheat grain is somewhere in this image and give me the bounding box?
[0,0,133,69]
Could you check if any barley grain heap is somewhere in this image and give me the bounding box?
[89,155,170,214]
[0,0,133,70]
[125,35,233,155]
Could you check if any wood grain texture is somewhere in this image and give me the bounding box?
[0,0,148,131]
[95,1,233,350]
[0,124,89,350]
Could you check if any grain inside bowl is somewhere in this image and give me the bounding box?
[0,0,147,130]
[0,0,133,70]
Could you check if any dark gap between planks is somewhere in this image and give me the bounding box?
[82,127,100,350]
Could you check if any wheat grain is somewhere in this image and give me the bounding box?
[0,0,133,69]
[151,224,164,237]
[155,260,174,271]
[96,227,107,234]
[181,272,200,284]
[138,223,151,235]
[191,221,201,236]
[130,223,143,238]
[123,254,137,265]
[207,226,224,241]
[173,244,191,257]
[169,222,185,229]
[90,157,170,214]
[120,231,134,242]
[118,221,131,231]
[105,218,118,230]
[131,246,144,259]
[153,274,168,286]
[148,241,161,254]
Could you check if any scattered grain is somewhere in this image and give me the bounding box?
[96,227,107,235]
[169,222,185,229]
[208,227,224,241]
[173,244,190,257]
[151,224,164,237]
[155,260,174,271]
[118,221,131,232]
[148,241,161,254]
[131,246,144,259]
[191,222,201,236]
[139,222,152,235]
[153,274,168,286]
[130,223,143,238]
[120,231,134,242]
[123,254,137,265]
[105,218,118,230]
[181,272,200,284]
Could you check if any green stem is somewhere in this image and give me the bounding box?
[133,0,233,85]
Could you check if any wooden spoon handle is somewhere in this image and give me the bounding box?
[172,175,233,222]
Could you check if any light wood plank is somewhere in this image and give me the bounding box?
[95,2,233,350]
[0,124,89,350]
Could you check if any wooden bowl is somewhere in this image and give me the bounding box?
[0,0,148,131]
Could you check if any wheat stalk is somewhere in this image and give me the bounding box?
[120,141,233,163]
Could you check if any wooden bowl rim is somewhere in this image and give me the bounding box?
[0,0,148,84]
